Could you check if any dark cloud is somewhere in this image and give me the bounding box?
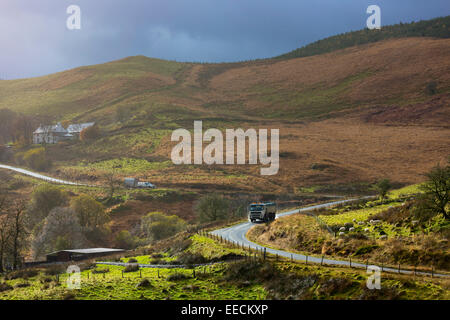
[0,0,448,78]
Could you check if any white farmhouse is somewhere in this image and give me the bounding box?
[33,123,71,144]
[33,122,95,144]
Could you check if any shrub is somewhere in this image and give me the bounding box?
[80,125,101,141]
[14,282,31,288]
[425,81,438,95]
[359,285,402,300]
[141,212,187,242]
[21,147,52,171]
[124,264,139,273]
[353,245,379,256]
[224,261,277,283]
[40,276,53,284]
[0,283,13,292]
[172,252,207,266]
[195,193,231,223]
[265,274,318,300]
[316,278,355,296]
[167,238,193,256]
[5,269,38,280]
[44,265,65,276]
[70,195,108,228]
[114,230,138,250]
[136,279,152,289]
[62,292,76,300]
[167,273,190,281]
[27,184,68,226]
[127,258,138,263]
[92,268,110,274]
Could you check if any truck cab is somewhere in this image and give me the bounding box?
[248,202,277,223]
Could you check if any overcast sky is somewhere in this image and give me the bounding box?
[0,0,449,79]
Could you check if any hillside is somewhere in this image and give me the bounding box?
[0,18,449,195]
[276,15,450,60]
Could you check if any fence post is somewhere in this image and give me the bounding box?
[431,266,434,278]
[398,264,401,273]
[157,269,160,278]
[291,254,293,262]
[321,255,324,266]
[193,269,196,278]
[349,257,352,268]
[366,259,369,271]
[140,270,142,278]
[122,270,124,279]
[306,255,308,265]
[263,248,266,261]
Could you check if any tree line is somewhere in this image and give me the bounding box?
[276,16,450,60]
[0,109,40,147]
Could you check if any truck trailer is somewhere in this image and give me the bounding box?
[248,202,277,223]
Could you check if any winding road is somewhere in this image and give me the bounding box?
[1,163,447,278]
[0,163,90,186]
[211,199,449,278]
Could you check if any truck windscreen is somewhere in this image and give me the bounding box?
[250,205,264,211]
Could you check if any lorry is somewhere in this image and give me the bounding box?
[124,178,139,188]
[124,178,156,189]
[248,202,277,223]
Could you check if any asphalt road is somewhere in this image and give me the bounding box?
[1,163,446,278]
[0,163,90,186]
[211,199,448,278]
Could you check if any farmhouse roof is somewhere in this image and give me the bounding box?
[67,122,95,133]
[34,122,68,134]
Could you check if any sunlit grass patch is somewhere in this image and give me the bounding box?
[320,204,396,226]
[186,235,247,260]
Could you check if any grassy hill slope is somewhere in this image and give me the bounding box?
[0,17,449,193]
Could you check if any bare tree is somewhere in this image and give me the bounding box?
[0,197,10,273]
[0,218,10,273]
[9,201,28,269]
[13,115,35,146]
[104,170,121,201]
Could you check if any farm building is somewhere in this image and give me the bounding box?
[67,122,96,136]
[33,122,95,144]
[46,248,125,262]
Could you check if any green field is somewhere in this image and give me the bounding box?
[1,233,448,300]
